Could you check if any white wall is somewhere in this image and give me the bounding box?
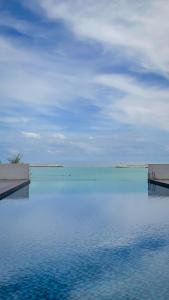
[148,164,169,180]
[0,164,29,180]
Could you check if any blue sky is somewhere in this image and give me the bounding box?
[1,0,169,164]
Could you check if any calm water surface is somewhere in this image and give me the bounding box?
[1,167,169,299]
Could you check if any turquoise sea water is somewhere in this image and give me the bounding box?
[1,167,169,299]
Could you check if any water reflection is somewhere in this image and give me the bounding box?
[2,168,169,299]
[5,184,29,200]
[148,183,169,197]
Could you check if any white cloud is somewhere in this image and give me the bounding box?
[51,133,67,140]
[33,0,169,76]
[89,136,94,140]
[47,149,61,154]
[96,73,169,131]
[1,0,169,162]
[95,74,146,97]
[0,35,96,110]
[21,131,41,139]
[0,116,29,124]
[69,140,99,154]
[20,0,169,136]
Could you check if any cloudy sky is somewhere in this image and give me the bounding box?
[1,0,169,164]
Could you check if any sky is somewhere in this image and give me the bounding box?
[0,0,169,164]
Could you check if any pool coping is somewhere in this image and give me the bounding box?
[148,179,169,188]
[0,180,30,200]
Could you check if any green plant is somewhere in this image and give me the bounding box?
[8,153,23,164]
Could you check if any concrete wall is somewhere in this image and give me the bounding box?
[148,164,169,180]
[0,164,29,180]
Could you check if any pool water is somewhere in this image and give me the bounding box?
[1,167,169,299]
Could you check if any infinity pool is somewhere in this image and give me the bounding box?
[1,167,169,299]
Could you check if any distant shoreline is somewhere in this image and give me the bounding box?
[114,164,148,168]
[30,164,147,168]
[30,164,64,167]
